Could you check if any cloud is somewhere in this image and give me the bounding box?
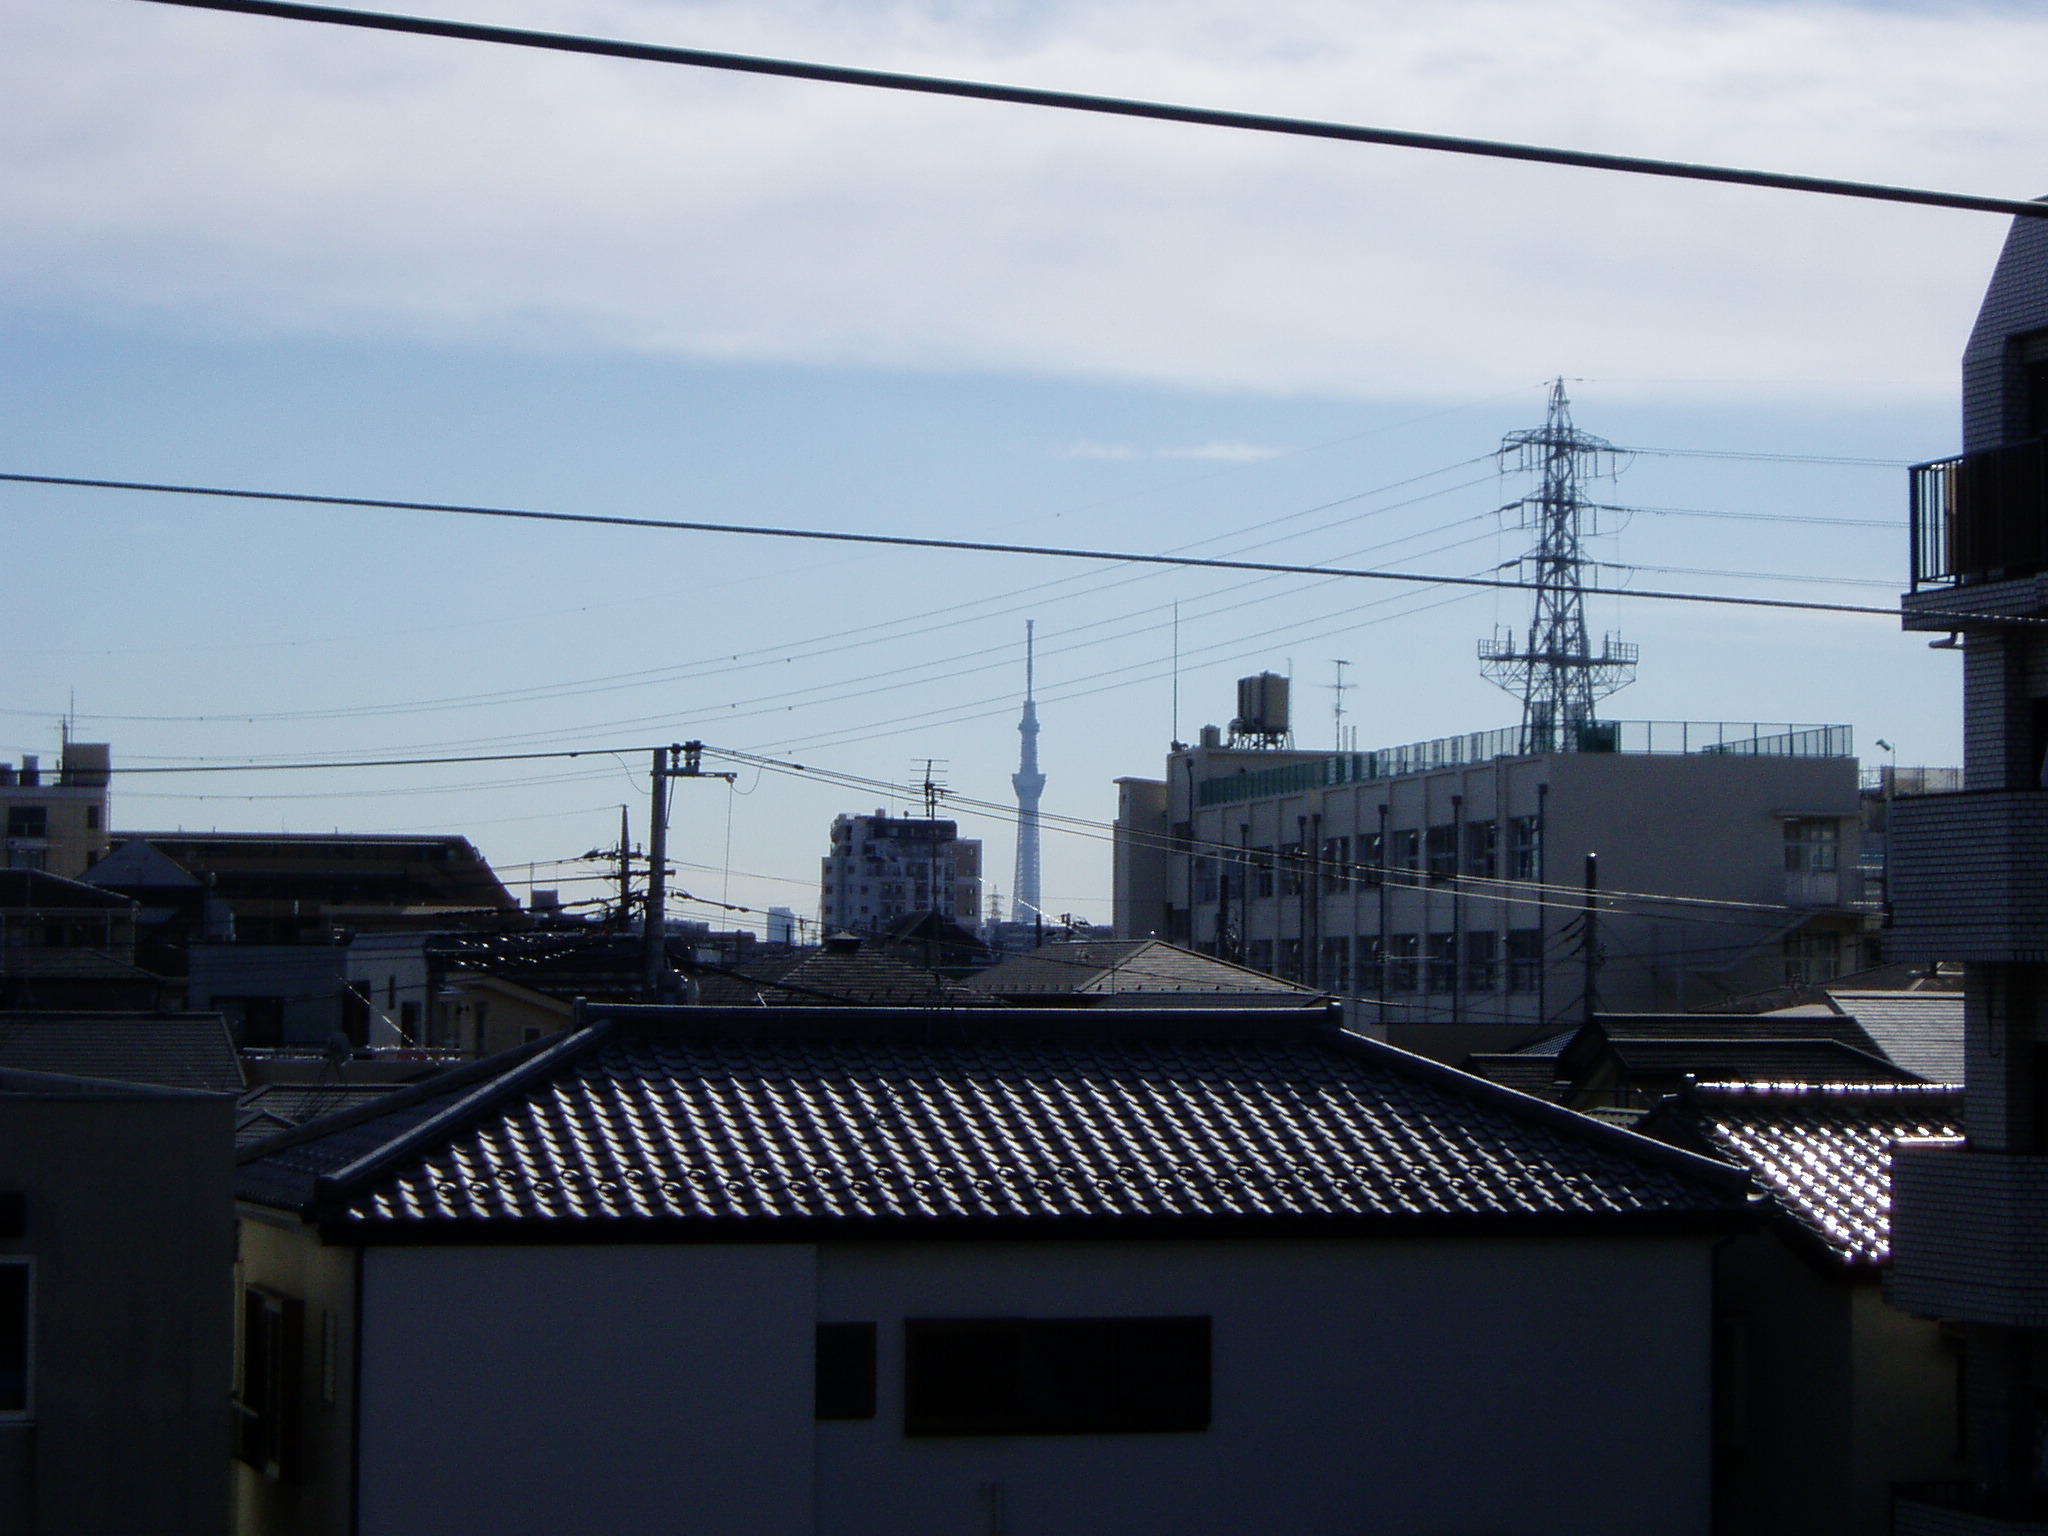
[0,0,2036,399]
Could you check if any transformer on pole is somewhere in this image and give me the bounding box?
[1477,380,1638,750]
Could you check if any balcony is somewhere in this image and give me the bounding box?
[1783,870,1840,908]
[1888,790,2048,962]
[1896,1484,2048,1536]
[1888,1142,2048,1328]
[1912,441,2048,590]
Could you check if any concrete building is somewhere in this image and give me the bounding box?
[817,811,981,936]
[1885,209,2048,1532]
[229,1003,1749,1536]
[0,1067,234,1536]
[0,744,110,880]
[1115,714,1869,1060]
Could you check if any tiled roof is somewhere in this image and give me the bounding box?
[1829,993,1965,1084]
[1602,1037,1918,1085]
[969,941,1318,998]
[0,1012,243,1093]
[1638,1082,1963,1267]
[238,1006,1752,1240]
[1461,1055,1566,1098]
[723,950,995,1008]
[236,1083,403,1149]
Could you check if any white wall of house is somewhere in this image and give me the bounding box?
[346,1232,1712,1536]
[356,1244,816,1536]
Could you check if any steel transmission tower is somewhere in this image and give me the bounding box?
[1478,380,1637,749]
[1010,620,1045,922]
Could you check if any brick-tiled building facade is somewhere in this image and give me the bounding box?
[1887,211,2048,1532]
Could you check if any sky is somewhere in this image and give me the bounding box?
[1,0,2039,931]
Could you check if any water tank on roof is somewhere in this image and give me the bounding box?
[1232,674,1291,747]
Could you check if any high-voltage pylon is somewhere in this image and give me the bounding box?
[1477,380,1638,750]
[1010,620,1045,923]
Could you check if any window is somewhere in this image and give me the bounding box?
[1253,848,1275,899]
[235,1287,304,1480]
[1508,816,1541,881]
[1426,933,1458,993]
[1356,934,1383,993]
[0,1259,29,1416]
[1391,830,1420,875]
[1358,831,1384,887]
[84,805,99,831]
[1464,931,1498,993]
[1196,858,1218,904]
[1782,930,1842,986]
[1386,933,1419,993]
[4,807,45,840]
[1783,818,1840,873]
[816,1322,877,1420]
[1425,825,1458,882]
[1278,843,1304,897]
[1279,938,1303,982]
[1319,936,1351,993]
[1321,837,1349,895]
[903,1317,1209,1436]
[1464,820,1496,879]
[1507,929,1543,993]
[1247,939,1273,973]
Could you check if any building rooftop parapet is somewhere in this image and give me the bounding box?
[1195,720,1853,806]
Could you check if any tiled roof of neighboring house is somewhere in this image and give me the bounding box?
[968,940,1320,999]
[237,1005,1752,1240]
[708,948,998,1008]
[0,1012,243,1093]
[1637,1082,1963,1268]
[236,1083,404,1150]
[1828,993,1965,1085]
[1601,1037,1919,1085]
[1460,1054,1567,1098]
[0,869,137,911]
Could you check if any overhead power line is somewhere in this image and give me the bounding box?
[3,468,2011,626]
[135,0,2048,221]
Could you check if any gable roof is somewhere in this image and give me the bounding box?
[968,940,1320,998]
[80,839,202,891]
[0,1012,243,1093]
[1828,993,1965,1085]
[236,1083,404,1149]
[238,1004,1752,1243]
[1637,1082,1963,1269]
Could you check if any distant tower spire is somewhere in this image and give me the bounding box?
[1011,620,1045,923]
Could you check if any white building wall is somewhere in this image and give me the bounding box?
[357,1244,816,1536]
[815,1234,1714,1536]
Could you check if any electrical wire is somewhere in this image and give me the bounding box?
[134,0,2048,220]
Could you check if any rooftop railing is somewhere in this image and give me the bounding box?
[1197,721,1852,807]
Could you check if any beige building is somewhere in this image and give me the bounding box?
[0,744,111,880]
[1115,718,1870,1061]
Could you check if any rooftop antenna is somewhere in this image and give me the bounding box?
[1329,660,1353,751]
[1011,620,1045,923]
[1478,379,1638,749]
[916,759,949,820]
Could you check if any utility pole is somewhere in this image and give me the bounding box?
[642,742,736,1001]
[1581,852,1600,1026]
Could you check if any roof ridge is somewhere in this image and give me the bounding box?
[309,1023,611,1211]
[235,1028,576,1167]
[1325,1024,1754,1195]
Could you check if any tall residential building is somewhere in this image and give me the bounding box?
[1011,620,1045,921]
[1114,698,1869,1063]
[1885,211,2048,1533]
[818,811,982,936]
[0,742,111,878]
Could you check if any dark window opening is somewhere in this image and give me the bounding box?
[0,1261,28,1415]
[1386,933,1419,993]
[1426,933,1458,993]
[904,1317,1209,1436]
[816,1322,877,1420]
[1425,825,1458,882]
[2025,355,2048,441]
[1507,929,1544,993]
[224,997,286,1050]
[1464,820,1496,878]
[235,1287,304,1480]
[1464,931,1498,993]
[4,807,45,840]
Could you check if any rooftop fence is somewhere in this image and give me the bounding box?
[1197,721,1853,808]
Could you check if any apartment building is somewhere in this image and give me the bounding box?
[1885,208,2048,1533]
[1116,715,1868,1060]
[0,743,110,880]
[817,812,981,935]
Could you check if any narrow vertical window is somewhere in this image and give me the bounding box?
[0,1260,30,1416]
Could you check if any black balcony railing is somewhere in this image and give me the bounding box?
[1912,439,2048,589]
